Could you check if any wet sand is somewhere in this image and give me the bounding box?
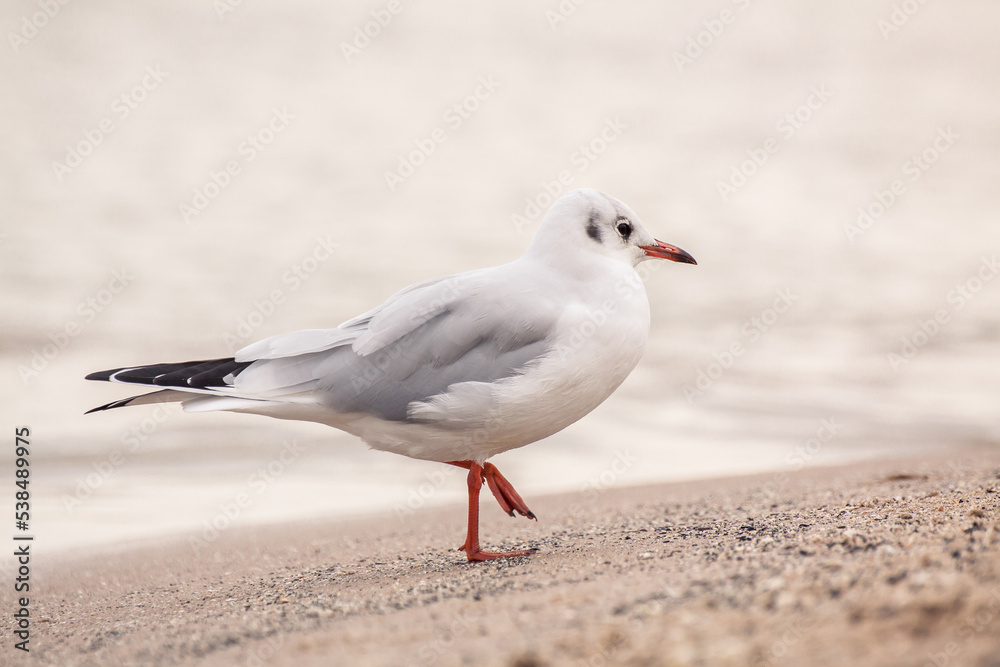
[7,446,1000,667]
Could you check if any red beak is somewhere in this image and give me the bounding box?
[639,240,697,265]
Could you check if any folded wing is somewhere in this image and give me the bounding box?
[86,267,561,426]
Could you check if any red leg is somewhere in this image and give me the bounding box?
[447,461,537,562]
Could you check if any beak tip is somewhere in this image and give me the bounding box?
[641,241,697,266]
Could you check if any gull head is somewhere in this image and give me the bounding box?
[525,189,697,269]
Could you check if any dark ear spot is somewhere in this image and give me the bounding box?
[586,213,602,243]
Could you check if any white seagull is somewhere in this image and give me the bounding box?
[86,189,696,561]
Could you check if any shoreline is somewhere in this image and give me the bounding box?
[31,436,942,558]
[7,445,1000,666]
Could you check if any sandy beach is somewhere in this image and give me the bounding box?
[5,446,998,667]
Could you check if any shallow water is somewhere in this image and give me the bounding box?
[2,1,998,553]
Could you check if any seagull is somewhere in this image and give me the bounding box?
[85,189,696,561]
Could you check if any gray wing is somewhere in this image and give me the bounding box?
[232,268,560,422]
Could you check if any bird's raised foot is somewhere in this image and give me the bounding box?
[464,547,538,562]
[482,462,537,520]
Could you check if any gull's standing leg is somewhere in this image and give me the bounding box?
[447,460,537,562]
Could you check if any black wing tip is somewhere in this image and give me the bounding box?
[86,369,121,382]
[84,358,251,387]
[85,357,252,414]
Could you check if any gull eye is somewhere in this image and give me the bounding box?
[616,220,632,239]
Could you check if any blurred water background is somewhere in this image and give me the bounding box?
[2,0,998,553]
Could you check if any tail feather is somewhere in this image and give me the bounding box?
[84,389,193,414]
